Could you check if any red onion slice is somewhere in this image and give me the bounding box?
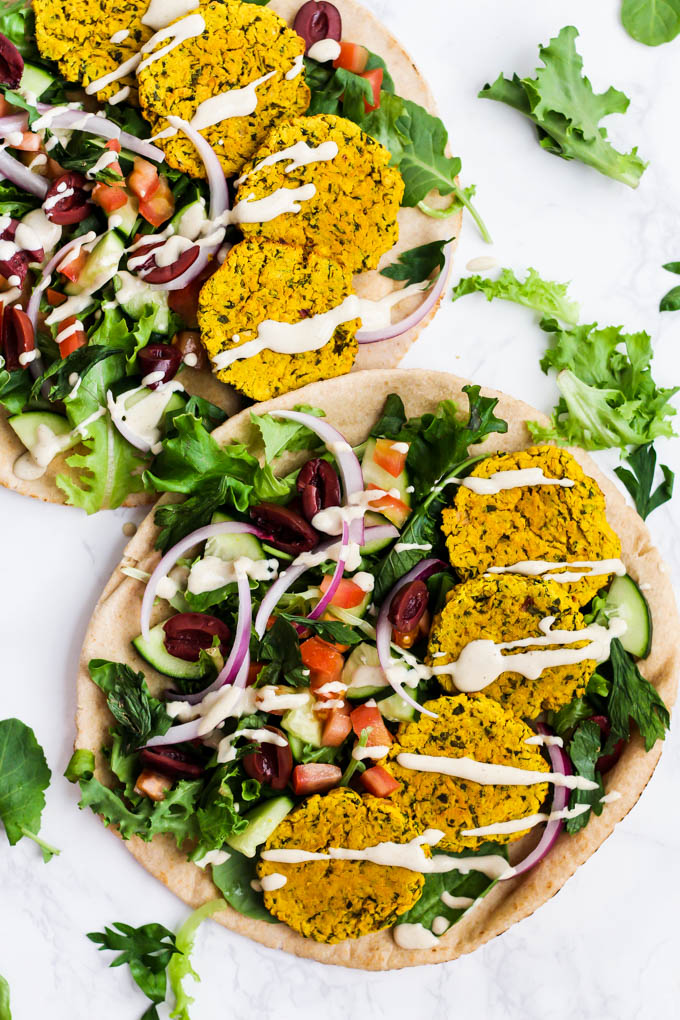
[0,147,48,198]
[145,718,203,748]
[307,521,348,621]
[356,243,452,344]
[500,724,572,880]
[141,522,268,640]
[376,558,448,718]
[34,104,164,163]
[0,113,30,135]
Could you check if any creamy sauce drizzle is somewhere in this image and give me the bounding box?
[187,554,278,595]
[236,140,339,184]
[440,892,475,910]
[460,468,575,495]
[307,38,342,62]
[396,753,599,791]
[461,803,589,837]
[142,0,199,31]
[190,70,276,131]
[216,727,288,764]
[487,558,626,584]
[260,873,287,891]
[137,13,205,73]
[106,380,184,454]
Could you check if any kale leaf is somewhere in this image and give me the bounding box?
[0,718,59,862]
[452,266,580,325]
[614,444,675,519]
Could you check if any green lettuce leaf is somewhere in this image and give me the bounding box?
[452,266,580,325]
[0,357,32,414]
[212,851,278,923]
[0,718,58,861]
[145,414,257,496]
[480,26,647,188]
[0,974,11,1020]
[622,0,680,46]
[168,900,226,1020]
[250,404,324,461]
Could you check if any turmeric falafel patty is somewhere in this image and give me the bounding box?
[137,1,309,178]
[198,239,359,401]
[427,575,596,718]
[384,695,550,852]
[442,446,622,607]
[34,0,152,104]
[257,788,424,944]
[236,114,404,273]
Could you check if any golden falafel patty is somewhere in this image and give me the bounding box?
[198,239,359,401]
[34,0,152,105]
[236,114,404,273]
[427,575,596,718]
[384,695,550,852]
[442,446,622,607]
[257,788,424,944]
[137,1,309,178]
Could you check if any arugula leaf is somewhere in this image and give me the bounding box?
[452,266,580,325]
[659,261,680,310]
[397,843,507,934]
[607,638,669,751]
[212,851,278,923]
[0,974,10,1020]
[168,899,226,1020]
[614,444,675,519]
[480,27,647,188]
[566,721,604,833]
[277,613,363,647]
[88,920,180,1012]
[88,659,172,753]
[529,319,678,451]
[380,240,450,287]
[622,0,680,46]
[370,393,407,439]
[256,617,309,687]
[250,404,324,462]
[34,345,125,402]
[0,357,32,414]
[0,718,59,862]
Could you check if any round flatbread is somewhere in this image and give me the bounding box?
[2,0,459,507]
[75,368,679,970]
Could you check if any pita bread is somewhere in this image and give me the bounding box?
[76,368,679,969]
[0,0,459,506]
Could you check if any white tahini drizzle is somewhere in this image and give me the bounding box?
[187,554,278,595]
[142,0,199,31]
[307,38,342,62]
[486,558,626,584]
[106,380,184,454]
[461,803,590,837]
[395,753,599,791]
[440,892,474,910]
[230,184,316,224]
[216,727,288,764]
[260,873,287,891]
[137,13,206,73]
[460,468,575,495]
[190,70,276,131]
[236,140,339,184]
[392,924,440,949]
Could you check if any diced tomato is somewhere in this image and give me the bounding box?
[92,180,128,213]
[168,259,218,327]
[134,769,172,801]
[291,763,342,795]
[139,174,174,228]
[300,636,345,688]
[319,574,366,610]
[322,708,353,747]
[373,437,408,478]
[366,483,411,528]
[360,765,400,798]
[58,316,87,358]
[333,41,369,74]
[128,156,160,202]
[350,704,392,746]
[106,139,122,154]
[59,250,88,283]
[359,67,383,112]
[0,97,15,117]
[46,288,67,307]
[12,132,42,152]
[247,661,263,686]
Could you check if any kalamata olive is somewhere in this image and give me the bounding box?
[0,217,42,285]
[138,342,182,387]
[139,745,205,780]
[1,306,35,372]
[588,715,626,774]
[249,502,318,555]
[172,329,208,371]
[296,457,341,521]
[388,579,429,633]
[137,242,200,285]
[0,217,44,261]
[293,1,342,53]
[163,612,231,662]
[242,726,293,791]
[44,172,92,225]
[0,33,24,89]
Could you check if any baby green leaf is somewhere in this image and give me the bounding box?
[0,719,59,862]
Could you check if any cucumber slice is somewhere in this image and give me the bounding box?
[207,511,266,562]
[113,196,139,239]
[281,697,322,748]
[343,642,390,699]
[67,230,125,295]
[114,271,172,333]
[19,63,55,98]
[132,622,208,680]
[170,198,207,240]
[361,511,396,554]
[379,692,416,723]
[225,796,294,858]
[8,411,72,454]
[361,438,411,506]
[603,574,652,659]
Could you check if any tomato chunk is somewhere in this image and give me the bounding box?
[333,41,369,73]
[300,635,345,687]
[319,574,366,610]
[350,704,392,746]
[373,437,408,478]
[58,250,88,283]
[322,708,353,747]
[128,156,160,202]
[46,288,67,307]
[92,181,128,213]
[12,132,41,152]
[366,484,411,528]
[359,67,382,112]
[139,174,174,228]
[291,763,342,795]
[57,316,87,358]
[360,765,400,798]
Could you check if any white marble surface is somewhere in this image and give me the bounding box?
[2,0,680,1016]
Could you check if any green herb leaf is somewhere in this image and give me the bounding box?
[152,477,242,552]
[529,320,678,451]
[370,393,407,439]
[380,239,450,287]
[277,613,363,647]
[0,718,59,861]
[0,974,11,1020]
[190,764,249,859]
[480,27,647,188]
[88,921,180,1007]
[546,697,595,739]
[659,284,680,312]
[452,266,580,325]
[0,357,32,414]
[212,851,278,923]
[608,638,669,751]
[622,0,680,46]
[566,720,604,833]
[256,617,309,687]
[168,899,226,1020]
[88,659,172,753]
[614,444,675,519]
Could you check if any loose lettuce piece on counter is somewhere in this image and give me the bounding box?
[480,26,647,188]
[622,0,680,46]
[0,718,59,862]
[452,266,580,325]
[167,899,226,1020]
